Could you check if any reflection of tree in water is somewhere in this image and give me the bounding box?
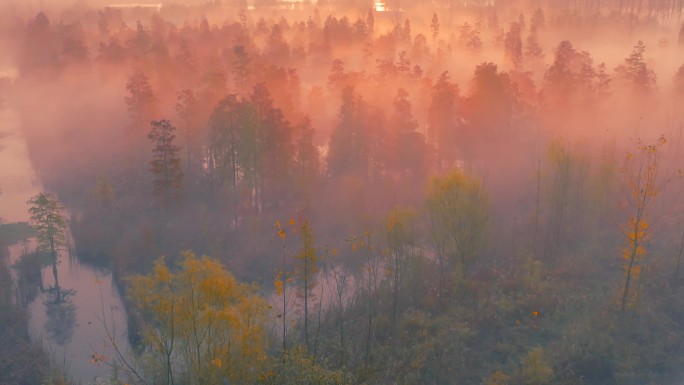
[12,249,43,306]
[26,193,77,345]
[43,282,77,346]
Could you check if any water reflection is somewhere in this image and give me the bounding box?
[2,80,131,383]
[9,241,131,383]
[13,244,78,346]
[12,247,42,305]
[43,283,77,346]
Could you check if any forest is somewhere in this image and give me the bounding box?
[1,0,684,384]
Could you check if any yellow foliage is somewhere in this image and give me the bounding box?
[486,370,510,385]
[128,251,269,384]
[426,169,489,276]
[523,346,553,385]
[619,137,664,311]
[274,274,284,296]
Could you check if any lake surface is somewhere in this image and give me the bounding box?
[1,107,131,384]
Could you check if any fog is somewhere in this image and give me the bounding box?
[2,0,684,384]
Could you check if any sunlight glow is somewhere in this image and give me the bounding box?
[107,3,162,10]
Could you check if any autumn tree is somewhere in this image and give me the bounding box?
[148,119,184,203]
[522,347,553,385]
[618,137,666,311]
[384,207,419,337]
[129,252,269,385]
[264,346,353,385]
[274,220,294,354]
[426,169,489,290]
[295,220,318,351]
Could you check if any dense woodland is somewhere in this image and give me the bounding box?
[2,0,684,384]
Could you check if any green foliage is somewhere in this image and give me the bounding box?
[27,193,67,262]
[263,346,354,385]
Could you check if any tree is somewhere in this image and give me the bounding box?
[27,193,67,292]
[503,22,523,69]
[542,41,602,109]
[264,346,354,385]
[294,117,320,204]
[388,88,427,176]
[125,71,157,131]
[295,220,318,351]
[426,169,488,288]
[522,347,553,385]
[542,140,586,265]
[327,86,370,178]
[148,119,184,203]
[129,252,269,385]
[366,7,374,33]
[428,71,460,168]
[674,63,684,97]
[465,62,518,150]
[618,137,666,311]
[430,13,440,40]
[615,41,657,95]
[525,32,543,61]
[248,83,294,211]
[458,23,482,52]
[232,45,250,97]
[175,89,200,177]
[530,7,546,32]
[384,207,419,337]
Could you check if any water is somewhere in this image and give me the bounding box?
[1,107,131,384]
[8,243,132,383]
